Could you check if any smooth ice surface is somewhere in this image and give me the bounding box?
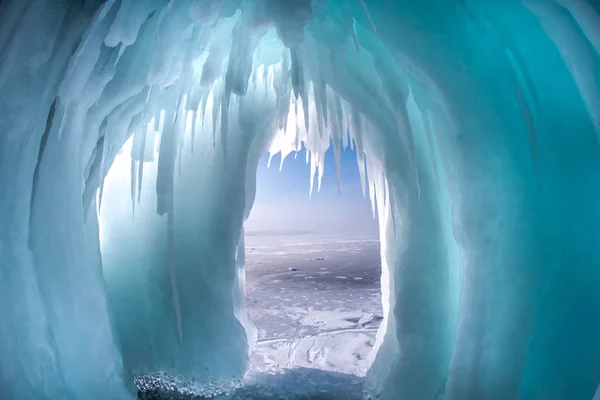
[1,0,600,399]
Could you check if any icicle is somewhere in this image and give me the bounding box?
[137,159,145,204]
[366,157,377,218]
[130,157,137,219]
[137,121,158,203]
[134,123,148,205]
[184,109,194,150]
[370,180,377,219]
[279,152,286,172]
[263,65,269,93]
[309,151,317,198]
[317,153,326,192]
[220,90,230,154]
[145,126,157,162]
[168,211,183,346]
[200,90,209,131]
[267,152,275,169]
[296,119,301,151]
[176,102,187,177]
[282,108,290,135]
[115,44,126,65]
[158,109,166,134]
[374,171,387,224]
[351,108,365,156]
[156,112,177,217]
[269,65,275,87]
[356,150,366,197]
[315,73,329,132]
[314,84,325,138]
[329,95,343,194]
[383,175,389,208]
[190,109,197,153]
[294,96,299,117]
[338,98,349,150]
[301,92,310,134]
[212,87,220,147]
[305,143,310,164]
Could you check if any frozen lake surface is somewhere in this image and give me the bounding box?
[245,233,383,378]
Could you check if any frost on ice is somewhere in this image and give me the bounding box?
[1,0,600,399]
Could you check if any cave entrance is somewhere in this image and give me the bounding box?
[94,59,392,397]
[244,140,383,378]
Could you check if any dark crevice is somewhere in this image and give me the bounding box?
[30,98,56,219]
[82,135,105,218]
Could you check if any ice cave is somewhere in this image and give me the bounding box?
[1,0,600,399]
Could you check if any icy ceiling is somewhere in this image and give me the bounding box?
[1,0,600,399]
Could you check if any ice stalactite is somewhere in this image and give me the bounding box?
[1,0,600,399]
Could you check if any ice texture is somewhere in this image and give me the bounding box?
[0,0,600,399]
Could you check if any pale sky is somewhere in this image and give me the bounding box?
[245,144,379,237]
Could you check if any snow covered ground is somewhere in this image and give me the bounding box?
[244,234,383,384]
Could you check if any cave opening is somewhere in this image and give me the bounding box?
[244,140,384,380]
[97,85,390,398]
[3,1,600,400]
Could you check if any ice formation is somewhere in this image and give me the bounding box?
[1,0,600,399]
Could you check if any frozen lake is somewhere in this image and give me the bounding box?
[245,233,383,378]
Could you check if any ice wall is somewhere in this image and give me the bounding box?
[0,1,131,399]
[100,83,275,395]
[0,0,600,399]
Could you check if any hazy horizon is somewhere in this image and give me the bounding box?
[244,143,379,238]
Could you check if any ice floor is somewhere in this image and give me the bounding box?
[140,234,382,399]
[139,368,364,400]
